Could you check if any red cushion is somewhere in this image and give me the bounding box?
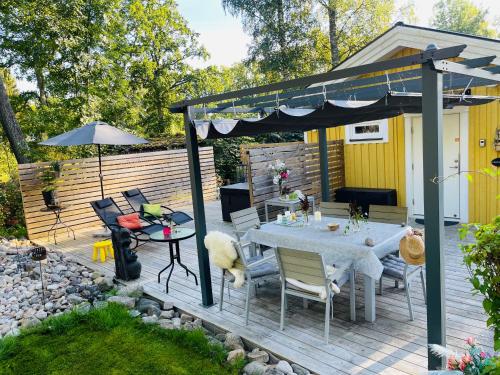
[117,213,142,230]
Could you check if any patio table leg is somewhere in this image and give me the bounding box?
[364,275,376,322]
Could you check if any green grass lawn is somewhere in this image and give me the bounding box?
[0,303,243,375]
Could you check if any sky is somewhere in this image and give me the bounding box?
[15,0,500,91]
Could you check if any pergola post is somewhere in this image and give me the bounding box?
[421,50,446,370]
[318,128,330,202]
[184,107,214,306]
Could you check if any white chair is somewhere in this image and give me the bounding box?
[230,207,269,256]
[274,247,356,344]
[379,254,426,321]
[319,202,350,219]
[219,240,279,325]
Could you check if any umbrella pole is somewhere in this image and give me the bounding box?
[98,144,104,200]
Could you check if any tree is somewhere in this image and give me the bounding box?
[317,0,395,67]
[431,0,498,38]
[222,0,329,80]
[0,72,30,163]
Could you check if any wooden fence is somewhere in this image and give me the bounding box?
[242,141,345,220]
[18,148,217,240]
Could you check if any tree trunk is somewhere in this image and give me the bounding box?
[35,67,47,105]
[327,0,339,67]
[276,0,288,78]
[0,74,31,164]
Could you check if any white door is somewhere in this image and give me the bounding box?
[411,113,461,219]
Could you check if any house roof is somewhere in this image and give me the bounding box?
[334,22,500,70]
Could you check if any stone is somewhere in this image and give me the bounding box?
[35,310,48,320]
[215,333,226,342]
[291,364,309,375]
[264,367,286,375]
[159,310,174,319]
[227,348,245,363]
[116,284,143,298]
[75,302,92,314]
[136,298,161,313]
[108,296,135,309]
[224,333,244,350]
[158,319,174,329]
[162,301,174,310]
[54,265,68,273]
[243,361,266,375]
[248,348,269,363]
[91,271,102,280]
[96,277,114,292]
[147,305,162,318]
[21,317,40,329]
[142,316,158,324]
[67,294,84,305]
[172,317,182,329]
[276,361,293,374]
[128,310,141,318]
[192,318,202,328]
[180,313,193,323]
[44,302,54,311]
[93,300,108,309]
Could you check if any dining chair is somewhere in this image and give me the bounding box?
[274,247,355,344]
[368,204,408,225]
[230,207,268,256]
[219,240,279,325]
[379,254,426,321]
[319,202,350,219]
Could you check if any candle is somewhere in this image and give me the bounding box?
[314,211,322,221]
[284,210,291,217]
[277,214,283,223]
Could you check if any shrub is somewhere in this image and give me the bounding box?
[0,174,26,238]
[459,216,500,351]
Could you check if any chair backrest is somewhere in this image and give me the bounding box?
[369,205,408,225]
[230,207,260,239]
[275,247,326,287]
[319,202,350,219]
[122,188,149,212]
[231,240,248,271]
[90,197,124,228]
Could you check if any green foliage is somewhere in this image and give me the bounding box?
[0,174,25,237]
[204,137,254,183]
[431,0,499,38]
[459,216,500,351]
[38,161,61,192]
[0,303,242,375]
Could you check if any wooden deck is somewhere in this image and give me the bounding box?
[40,200,494,375]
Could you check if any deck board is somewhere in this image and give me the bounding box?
[39,200,494,375]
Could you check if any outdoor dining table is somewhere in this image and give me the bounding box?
[243,216,409,322]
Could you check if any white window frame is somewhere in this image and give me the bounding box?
[345,119,389,144]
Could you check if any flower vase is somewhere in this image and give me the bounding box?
[352,220,361,232]
[302,211,309,225]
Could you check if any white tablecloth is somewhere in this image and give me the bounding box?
[243,217,409,280]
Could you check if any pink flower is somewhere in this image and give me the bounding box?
[458,360,466,371]
[465,337,475,346]
[462,353,472,364]
[480,351,486,359]
[280,171,288,179]
[447,355,458,370]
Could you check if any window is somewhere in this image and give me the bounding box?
[346,119,389,144]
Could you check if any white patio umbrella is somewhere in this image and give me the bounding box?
[39,121,148,200]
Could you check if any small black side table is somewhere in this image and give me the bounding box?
[40,205,76,244]
[150,227,198,293]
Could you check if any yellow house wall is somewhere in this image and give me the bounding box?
[307,47,499,223]
[469,86,500,223]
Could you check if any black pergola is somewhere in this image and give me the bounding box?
[170,44,500,369]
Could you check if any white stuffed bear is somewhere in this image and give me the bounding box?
[204,231,246,288]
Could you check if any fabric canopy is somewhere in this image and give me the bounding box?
[192,93,495,139]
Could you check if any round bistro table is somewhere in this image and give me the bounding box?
[150,227,198,293]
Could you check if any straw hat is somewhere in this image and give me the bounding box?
[399,229,425,265]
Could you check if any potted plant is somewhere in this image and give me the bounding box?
[344,202,367,234]
[268,159,289,198]
[39,161,62,207]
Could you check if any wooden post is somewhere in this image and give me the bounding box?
[184,107,214,306]
[421,46,446,370]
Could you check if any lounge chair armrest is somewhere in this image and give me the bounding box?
[246,255,276,269]
[160,205,175,213]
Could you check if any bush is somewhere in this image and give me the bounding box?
[0,175,26,238]
[459,216,500,351]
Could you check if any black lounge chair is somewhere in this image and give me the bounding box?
[90,197,164,248]
[122,188,193,225]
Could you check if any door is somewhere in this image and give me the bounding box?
[411,113,461,219]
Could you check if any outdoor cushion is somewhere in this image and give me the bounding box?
[117,213,142,230]
[124,188,141,197]
[95,198,113,209]
[246,255,279,278]
[142,203,162,217]
[381,254,420,279]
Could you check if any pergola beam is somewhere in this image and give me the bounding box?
[434,60,500,82]
[171,45,466,111]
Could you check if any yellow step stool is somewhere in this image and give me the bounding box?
[92,240,114,262]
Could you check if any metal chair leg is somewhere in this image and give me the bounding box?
[280,285,286,331]
[324,295,331,344]
[379,276,383,295]
[219,270,225,311]
[405,281,414,321]
[420,268,427,304]
[245,279,251,325]
[350,267,356,322]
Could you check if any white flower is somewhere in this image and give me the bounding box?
[294,190,304,200]
[273,175,280,185]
